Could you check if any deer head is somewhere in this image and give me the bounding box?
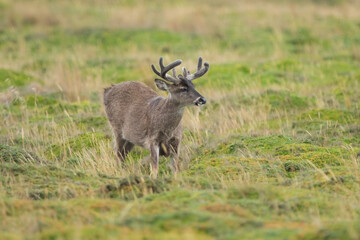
[151,57,210,106]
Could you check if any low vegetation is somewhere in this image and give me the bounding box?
[1,0,360,239]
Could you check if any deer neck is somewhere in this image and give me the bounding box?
[151,94,185,132]
[163,94,185,120]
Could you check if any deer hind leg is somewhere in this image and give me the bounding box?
[115,134,134,163]
[168,137,180,174]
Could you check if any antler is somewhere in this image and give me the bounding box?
[181,57,210,81]
[151,57,182,84]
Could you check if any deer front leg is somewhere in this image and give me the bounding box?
[150,142,160,178]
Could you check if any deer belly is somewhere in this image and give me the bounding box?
[121,128,150,149]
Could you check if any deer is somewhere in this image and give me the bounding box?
[103,57,209,177]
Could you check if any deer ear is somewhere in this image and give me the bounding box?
[155,79,170,91]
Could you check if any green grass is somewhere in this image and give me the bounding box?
[1,0,360,239]
[0,69,40,91]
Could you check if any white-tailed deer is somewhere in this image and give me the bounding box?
[103,57,209,177]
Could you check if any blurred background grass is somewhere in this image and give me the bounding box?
[1,0,360,239]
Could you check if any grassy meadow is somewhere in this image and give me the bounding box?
[1,0,360,239]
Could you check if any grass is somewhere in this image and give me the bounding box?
[1,0,360,239]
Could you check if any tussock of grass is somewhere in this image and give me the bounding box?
[0,144,40,164]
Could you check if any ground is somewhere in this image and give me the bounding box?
[0,0,360,239]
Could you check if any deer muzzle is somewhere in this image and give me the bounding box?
[194,97,207,106]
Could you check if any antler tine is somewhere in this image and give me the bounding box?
[161,60,182,78]
[185,57,210,81]
[151,64,161,76]
[151,57,182,84]
[182,67,187,77]
[197,57,202,71]
[156,57,167,78]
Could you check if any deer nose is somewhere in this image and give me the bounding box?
[199,97,207,105]
[195,97,206,106]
